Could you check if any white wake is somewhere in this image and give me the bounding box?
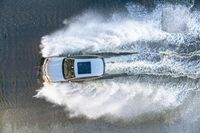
[40,4,200,57]
[37,3,200,121]
[35,77,198,120]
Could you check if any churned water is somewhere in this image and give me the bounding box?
[1,0,200,133]
[36,3,200,124]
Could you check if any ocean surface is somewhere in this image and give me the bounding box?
[0,0,200,133]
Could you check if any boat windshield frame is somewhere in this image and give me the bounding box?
[62,58,75,79]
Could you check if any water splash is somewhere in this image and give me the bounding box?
[37,3,200,121]
[35,76,199,121]
[40,4,200,57]
[105,53,200,79]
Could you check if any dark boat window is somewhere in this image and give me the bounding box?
[77,62,91,74]
[62,59,68,79]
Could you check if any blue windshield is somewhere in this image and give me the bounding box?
[77,62,91,74]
